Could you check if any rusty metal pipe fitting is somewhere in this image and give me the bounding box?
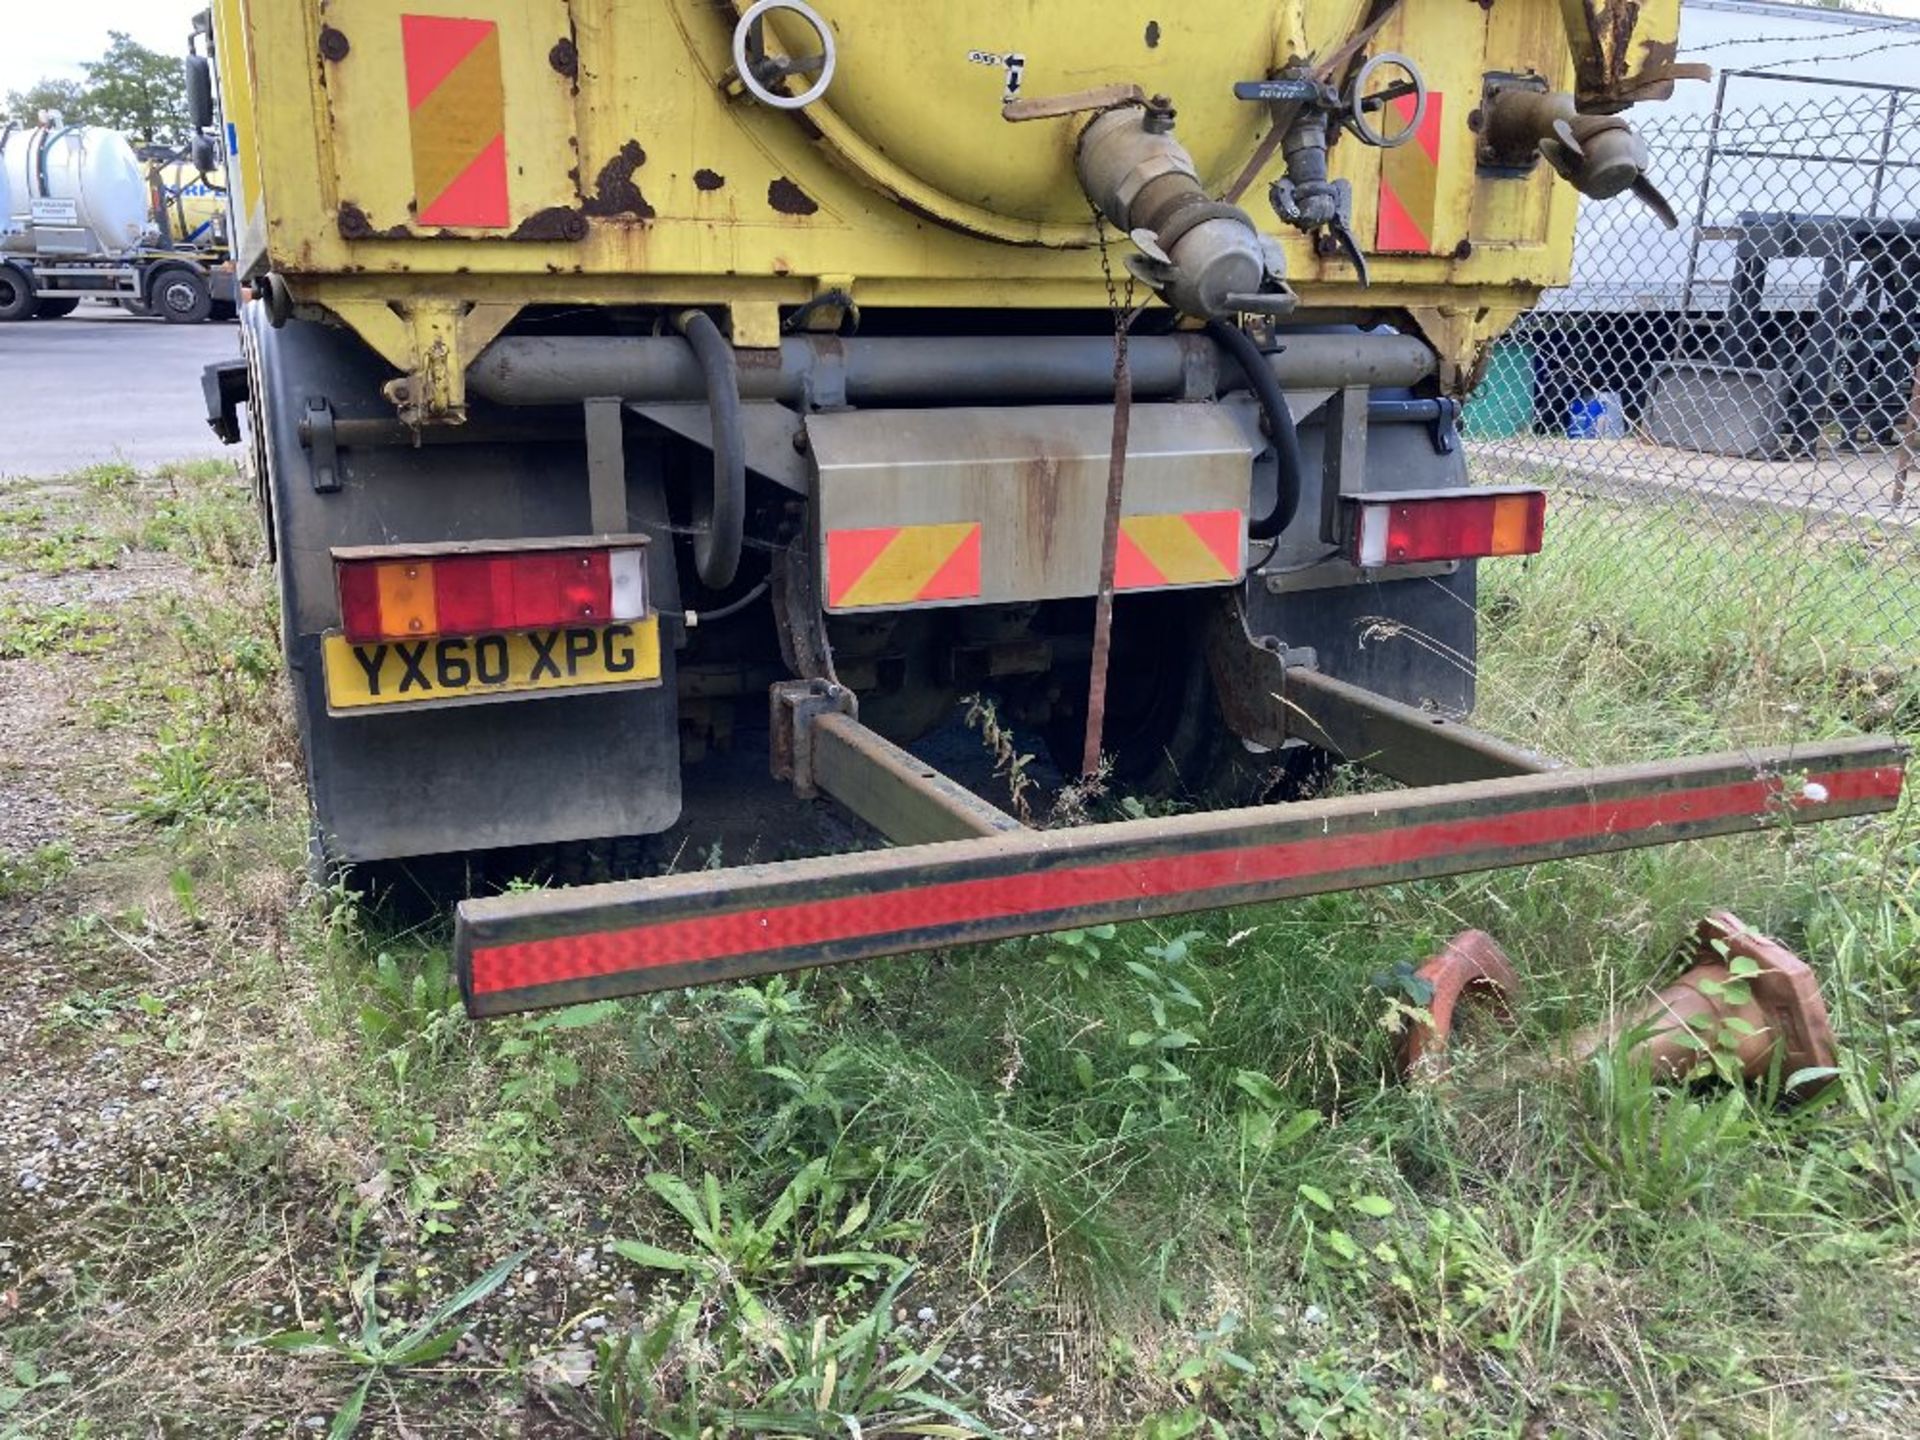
[1074,101,1277,319]
[1392,930,1522,1081]
[1565,912,1838,1090]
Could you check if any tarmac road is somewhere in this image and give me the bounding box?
[0,304,240,479]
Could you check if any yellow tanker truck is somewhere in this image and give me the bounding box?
[191,1,1906,1017]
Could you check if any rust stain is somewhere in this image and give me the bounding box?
[768,177,819,216]
[548,38,579,78]
[582,140,655,220]
[336,203,408,241]
[510,206,590,241]
[1144,20,1161,48]
[694,168,726,192]
[317,25,349,62]
[1023,451,1062,565]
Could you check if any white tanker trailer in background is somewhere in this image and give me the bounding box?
[0,117,237,323]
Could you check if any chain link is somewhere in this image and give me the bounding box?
[1462,93,1918,670]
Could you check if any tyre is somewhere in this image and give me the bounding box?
[0,264,36,322]
[152,267,213,324]
[119,297,153,317]
[1043,595,1334,808]
[32,298,79,318]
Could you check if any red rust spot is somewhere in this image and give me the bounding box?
[767,177,818,216]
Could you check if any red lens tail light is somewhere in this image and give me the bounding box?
[333,539,648,643]
[1344,488,1545,568]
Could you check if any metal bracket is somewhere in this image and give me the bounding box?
[302,397,340,493]
[1367,396,1460,455]
[1321,384,1368,544]
[771,533,839,683]
[1204,599,1557,785]
[771,678,1024,845]
[582,397,628,533]
[770,677,858,797]
[201,357,248,444]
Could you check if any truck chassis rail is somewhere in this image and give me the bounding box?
[457,733,1905,1018]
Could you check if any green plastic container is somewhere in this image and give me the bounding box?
[1463,338,1533,439]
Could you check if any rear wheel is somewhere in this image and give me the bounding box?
[0,265,36,322]
[1044,595,1335,807]
[152,267,213,324]
[32,298,78,319]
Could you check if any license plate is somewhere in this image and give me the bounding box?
[322,620,661,712]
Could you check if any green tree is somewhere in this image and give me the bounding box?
[79,31,187,145]
[3,78,93,129]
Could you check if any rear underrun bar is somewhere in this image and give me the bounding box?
[455,737,1906,1017]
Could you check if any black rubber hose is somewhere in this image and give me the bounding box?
[672,309,746,590]
[1207,319,1303,541]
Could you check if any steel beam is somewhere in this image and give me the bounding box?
[811,713,1025,846]
[456,737,1906,1016]
[770,679,1022,846]
[1206,607,1555,785]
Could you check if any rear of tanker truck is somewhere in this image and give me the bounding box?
[191,0,1908,1015]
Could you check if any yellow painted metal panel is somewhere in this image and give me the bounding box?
[210,0,1675,382]
[315,0,578,235]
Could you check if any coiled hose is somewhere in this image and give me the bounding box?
[671,309,746,590]
[1206,318,1303,542]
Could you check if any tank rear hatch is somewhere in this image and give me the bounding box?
[752,0,1367,242]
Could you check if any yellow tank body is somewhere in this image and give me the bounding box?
[151,160,226,251]
[208,0,1679,415]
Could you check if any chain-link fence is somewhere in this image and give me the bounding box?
[1464,90,1920,664]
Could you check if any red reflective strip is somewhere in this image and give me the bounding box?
[1185,509,1245,575]
[467,766,1901,996]
[418,131,509,229]
[1112,527,1165,589]
[337,562,382,641]
[825,527,902,607]
[916,525,981,602]
[401,13,495,108]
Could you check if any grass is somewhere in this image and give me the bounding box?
[1,465,1916,1436]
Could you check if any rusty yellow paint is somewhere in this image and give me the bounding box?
[208,0,1679,405]
[1558,0,1685,107]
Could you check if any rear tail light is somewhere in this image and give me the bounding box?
[334,538,648,643]
[1344,488,1545,568]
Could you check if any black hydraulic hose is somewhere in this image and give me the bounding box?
[671,309,746,590]
[1207,319,1303,542]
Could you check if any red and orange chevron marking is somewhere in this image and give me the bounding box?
[827,523,982,609]
[402,14,509,228]
[1115,509,1242,590]
[1376,91,1444,254]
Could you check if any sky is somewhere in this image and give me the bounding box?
[3,1,206,100]
[6,0,1920,100]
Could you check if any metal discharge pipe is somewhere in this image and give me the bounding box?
[465,332,1435,408]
